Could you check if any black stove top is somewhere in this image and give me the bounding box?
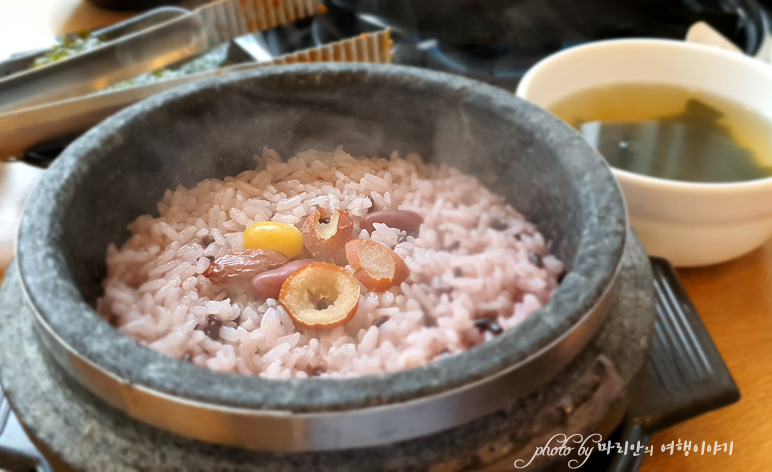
[249,0,770,91]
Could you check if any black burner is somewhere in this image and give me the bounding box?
[311,3,379,46]
[247,17,318,58]
[312,0,770,89]
[425,43,541,84]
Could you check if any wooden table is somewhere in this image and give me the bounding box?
[1,2,769,470]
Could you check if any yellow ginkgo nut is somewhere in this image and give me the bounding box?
[244,221,303,259]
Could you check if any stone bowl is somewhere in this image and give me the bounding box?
[15,63,627,451]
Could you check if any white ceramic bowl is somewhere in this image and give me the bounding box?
[516,39,772,267]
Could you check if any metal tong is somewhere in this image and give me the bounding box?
[0,0,325,113]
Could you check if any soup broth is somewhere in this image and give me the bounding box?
[548,83,772,183]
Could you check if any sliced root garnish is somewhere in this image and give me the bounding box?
[302,208,354,264]
[279,262,360,330]
[203,249,288,284]
[345,239,410,291]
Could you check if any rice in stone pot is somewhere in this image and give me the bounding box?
[97,147,564,379]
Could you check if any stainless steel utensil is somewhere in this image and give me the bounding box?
[0,7,190,79]
[0,0,324,113]
[0,29,393,161]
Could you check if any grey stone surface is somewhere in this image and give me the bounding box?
[0,233,654,471]
[15,63,627,412]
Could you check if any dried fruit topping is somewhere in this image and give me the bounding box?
[244,221,303,259]
[490,219,509,231]
[345,239,410,291]
[423,309,437,327]
[251,258,315,300]
[203,249,288,284]
[529,252,544,268]
[301,208,354,264]
[474,316,503,335]
[360,209,423,234]
[204,315,222,340]
[279,263,360,330]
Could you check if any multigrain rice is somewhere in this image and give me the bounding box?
[98,148,564,378]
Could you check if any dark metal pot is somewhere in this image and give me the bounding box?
[15,63,626,451]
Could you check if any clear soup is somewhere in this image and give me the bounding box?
[548,83,772,183]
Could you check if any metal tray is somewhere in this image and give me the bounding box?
[0,7,190,79]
